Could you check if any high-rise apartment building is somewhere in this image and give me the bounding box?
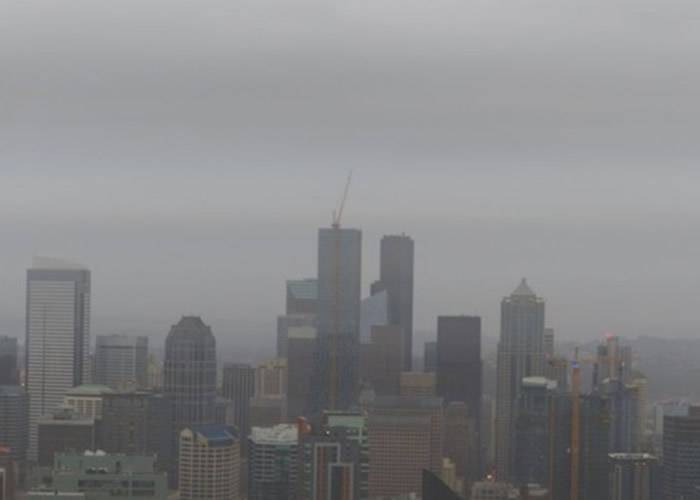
[376,234,414,371]
[178,425,240,500]
[222,363,256,447]
[26,258,91,461]
[94,335,148,390]
[0,337,19,385]
[663,406,700,500]
[248,425,298,500]
[367,396,444,498]
[313,227,362,412]
[495,279,545,480]
[609,453,659,500]
[163,316,217,432]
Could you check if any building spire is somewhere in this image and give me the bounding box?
[511,278,536,297]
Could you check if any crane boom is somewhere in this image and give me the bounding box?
[332,171,353,228]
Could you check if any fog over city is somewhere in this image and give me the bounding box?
[3,0,700,353]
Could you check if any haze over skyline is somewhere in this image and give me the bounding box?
[3,0,700,349]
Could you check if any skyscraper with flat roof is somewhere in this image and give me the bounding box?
[163,317,217,432]
[609,453,659,500]
[313,226,362,412]
[26,257,91,461]
[94,335,148,390]
[495,279,545,480]
[378,234,414,371]
[663,406,700,500]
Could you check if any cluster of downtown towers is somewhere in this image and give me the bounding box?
[19,225,554,494]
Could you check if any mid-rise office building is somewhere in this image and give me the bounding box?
[222,363,256,445]
[0,337,18,385]
[26,258,91,461]
[313,226,362,412]
[609,453,659,500]
[495,279,545,480]
[248,425,298,500]
[179,425,240,500]
[0,386,28,468]
[37,407,96,467]
[163,316,217,432]
[377,234,414,371]
[63,384,114,421]
[255,359,287,397]
[400,371,436,398]
[663,406,700,500]
[94,335,148,390]
[367,396,444,498]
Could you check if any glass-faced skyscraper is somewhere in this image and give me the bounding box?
[313,226,362,413]
[378,234,414,371]
[163,316,217,432]
[25,257,91,461]
[495,279,545,480]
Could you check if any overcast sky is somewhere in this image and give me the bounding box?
[2,0,700,357]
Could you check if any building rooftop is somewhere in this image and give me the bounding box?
[511,278,536,297]
[609,453,658,461]
[250,424,298,444]
[32,257,87,270]
[189,425,237,447]
[65,384,115,396]
[522,376,557,390]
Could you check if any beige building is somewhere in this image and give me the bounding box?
[178,425,240,500]
[400,371,436,398]
[255,358,287,397]
[63,384,114,420]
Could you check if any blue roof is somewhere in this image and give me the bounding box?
[191,425,237,447]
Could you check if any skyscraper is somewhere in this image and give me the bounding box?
[26,257,91,461]
[0,337,18,386]
[277,279,317,359]
[663,406,700,500]
[377,234,414,371]
[248,425,298,500]
[178,425,240,500]
[163,316,217,432]
[609,453,660,500]
[313,226,362,412]
[359,325,402,396]
[495,279,545,480]
[94,334,148,390]
[0,386,28,470]
[222,363,256,447]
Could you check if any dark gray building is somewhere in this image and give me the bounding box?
[37,407,96,467]
[663,406,700,500]
[94,335,148,390]
[579,393,611,500]
[609,453,660,500]
[313,226,362,413]
[162,316,217,432]
[100,391,174,475]
[286,331,316,419]
[377,234,414,371]
[222,363,256,446]
[0,385,28,467]
[424,341,437,373]
[0,337,18,386]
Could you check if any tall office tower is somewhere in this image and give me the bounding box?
[375,234,414,371]
[400,371,436,398]
[0,337,18,385]
[608,453,660,500]
[26,258,91,462]
[277,279,317,359]
[255,359,287,397]
[578,393,611,500]
[367,396,444,498]
[422,469,463,500]
[0,386,28,469]
[178,425,240,500]
[663,406,700,500]
[94,334,148,390]
[436,316,482,456]
[424,341,437,373]
[443,402,475,495]
[297,425,363,500]
[313,227,362,413]
[495,279,545,480]
[163,316,217,432]
[277,315,316,360]
[286,327,316,419]
[359,325,402,396]
[248,425,298,500]
[222,364,256,447]
[100,392,175,475]
[359,289,388,344]
[37,407,97,467]
[513,377,571,500]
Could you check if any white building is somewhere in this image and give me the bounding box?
[26,257,91,461]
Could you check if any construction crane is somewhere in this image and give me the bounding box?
[329,171,352,410]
